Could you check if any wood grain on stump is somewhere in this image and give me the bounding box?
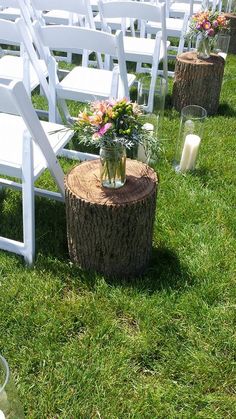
[64,159,158,278]
[224,13,236,54]
[172,51,225,115]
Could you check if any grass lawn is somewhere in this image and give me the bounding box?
[0,54,235,418]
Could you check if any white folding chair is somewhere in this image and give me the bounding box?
[98,0,169,113]
[0,78,74,264]
[28,22,135,123]
[142,1,190,62]
[30,0,97,64]
[0,17,48,95]
[0,0,21,21]
[168,0,202,18]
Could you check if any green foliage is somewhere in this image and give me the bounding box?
[0,55,236,418]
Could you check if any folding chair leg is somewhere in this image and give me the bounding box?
[22,130,35,265]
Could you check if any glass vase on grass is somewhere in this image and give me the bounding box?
[136,74,166,164]
[100,143,126,189]
[0,355,25,418]
[174,105,207,173]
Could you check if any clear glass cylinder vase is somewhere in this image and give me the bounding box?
[174,105,207,173]
[100,144,126,189]
[0,355,25,418]
[136,74,166,164]
[196,34,211,59]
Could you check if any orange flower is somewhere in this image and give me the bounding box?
[78,110,90,123]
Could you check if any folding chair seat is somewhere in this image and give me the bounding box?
[98,0,169,112]
[0,78,74,264]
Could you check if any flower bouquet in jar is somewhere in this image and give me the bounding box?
[187,10,229,58]
[74,98,148,188]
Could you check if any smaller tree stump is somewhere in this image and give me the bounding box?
[64,159,158,278]
[224,13,236,54]
[172,52,225,115]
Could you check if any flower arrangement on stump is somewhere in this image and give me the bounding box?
[74,98,147,189]
[187,10,229,59]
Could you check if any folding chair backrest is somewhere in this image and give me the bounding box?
[31,0,95,29]
[35,24,129,97]
[0,17,33,92]
[0,16,19,43]
[0,79,64,192]
[99,0,165,23]
[0,0,20,7]
[98,0,166,42]
[168,0,195,16]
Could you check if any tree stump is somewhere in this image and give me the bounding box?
[224,13,236,54]
[172,51,225,115]
[64,159,158,278]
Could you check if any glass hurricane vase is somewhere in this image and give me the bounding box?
[0,355,25,418]
[100,144,126,189]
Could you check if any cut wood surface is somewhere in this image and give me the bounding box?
[65,159,158,278]
[172,51,225,115]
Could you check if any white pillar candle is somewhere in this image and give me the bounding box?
[179,134,201,172]
[142,122,154,132]
[0,410,6,419]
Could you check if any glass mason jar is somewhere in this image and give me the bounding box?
[174,105,207,173]
[100,144,126,189]
[0,355,25,418]
[196,33,211,59]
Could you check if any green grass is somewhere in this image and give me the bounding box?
[0,55,236,418]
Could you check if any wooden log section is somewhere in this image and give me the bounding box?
[172,52,225,115]
[65,159,158,278]
[224,13,236,54]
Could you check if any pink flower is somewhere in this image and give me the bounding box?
[98,122,112,136]
[203,20,211,30]
[212,20,218,28]
[207,28,214,37]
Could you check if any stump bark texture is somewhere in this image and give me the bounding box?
[172,52,225,115]
[65,159,158,278]
[224,13,236,54]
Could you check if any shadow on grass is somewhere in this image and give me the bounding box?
[106,246,194,293]
[217,102,236,117]
[0,189,68,262]
[1,191,193,294]
[35,244,194,295]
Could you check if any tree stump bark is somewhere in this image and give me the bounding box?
[172,52,225,115]
[64,159,158,278]
[224,13,236,54]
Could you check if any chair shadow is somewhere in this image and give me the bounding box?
[0,189,69,262]
[34,197,69,260]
